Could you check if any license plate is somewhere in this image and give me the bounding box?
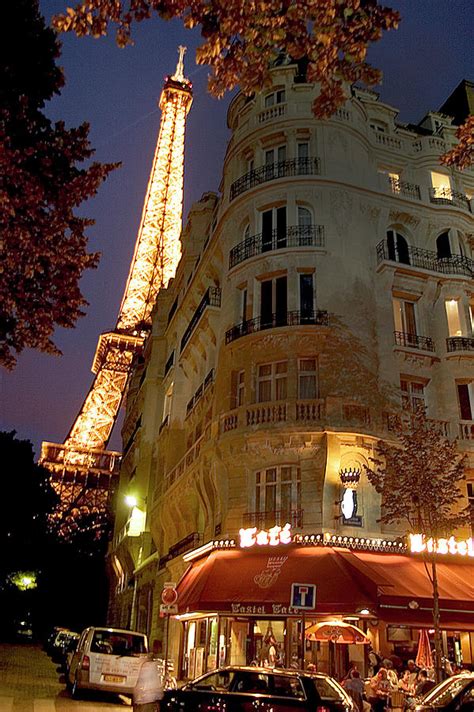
[103,674,125,683]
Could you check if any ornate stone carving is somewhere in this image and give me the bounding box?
[389,210,420,228]
[359,201,381,226]
[330,190,353,236]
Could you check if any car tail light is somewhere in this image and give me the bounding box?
[81,655,90,670]
[316,707,330,712]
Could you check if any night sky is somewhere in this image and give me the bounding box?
[1,0,473,457]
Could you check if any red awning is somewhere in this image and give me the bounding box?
[338,549,474,628]
[177,546,376,616]
[176,545,474,628]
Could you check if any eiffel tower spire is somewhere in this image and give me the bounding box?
[40,48,193,521]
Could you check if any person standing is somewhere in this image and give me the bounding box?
[133,654,163,712]
[368,668,391,712]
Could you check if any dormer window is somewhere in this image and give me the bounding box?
[264,89,286,108]
[370,120,388,133]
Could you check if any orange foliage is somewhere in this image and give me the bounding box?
[54,0,400,119]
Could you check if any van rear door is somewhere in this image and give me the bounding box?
[87,629,147,690]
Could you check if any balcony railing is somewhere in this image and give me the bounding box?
[225,309,328,344]
[230,157,321,201]
[394,331,435,352]
[180,287,221,352]
[376,239,474,277]
[459,421,474,440]
[243,509,304,529]
[186,368,215,415]
[221,399,325,433]
[447,336,474,352]
[388,177,421,200]
[429,187,471,212]
[229,225,325,269]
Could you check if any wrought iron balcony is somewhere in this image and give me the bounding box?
[376,239,474,277]
[225,310,329,344]
[230,157,321,201]
[429,187,471,212]
[243,509,304,529]
[447,336,474,352]
[388,177,421,200]
[180,287,221,352]
[229,225,325,269]
[394,331,435,352]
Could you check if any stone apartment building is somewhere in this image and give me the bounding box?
[108,66,474,678]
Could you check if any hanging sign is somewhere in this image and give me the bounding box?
[239,523,292,548]
[409,533,474,558]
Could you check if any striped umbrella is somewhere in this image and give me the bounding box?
[415,629,433,669]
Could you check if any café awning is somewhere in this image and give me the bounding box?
[176,546,376,616]
[176,544,474,628]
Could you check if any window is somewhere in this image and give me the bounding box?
[257,361,287,402]
[297,206,312,227]
[297,142,309,160]
[163,382,173,421]
[243,223,250,240]
[467,482,474,535]
[262,206,287,251]
[237,370,245,407]
[298,358,318,399]
[240,287,248,322]
[265,145,286,165]
[264,89,285,107]
[437,231,452,259]
[264,145,287,179]
[260,276,287,327]
[255,465,301,524]
[387,229,410,264]
[393,298,417,336]
[299,274,314,321]
[231,370,245,409]
[431,171,451,198]
[457,383,473,421]
[370,120,388,133]
[445,300,462,337]
[401,378,425,412]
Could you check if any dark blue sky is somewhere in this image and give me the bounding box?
[1,0,473,456]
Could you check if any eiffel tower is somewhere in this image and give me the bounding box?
[40,48,193,521]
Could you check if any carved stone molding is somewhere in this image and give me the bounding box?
[389,210,420,228]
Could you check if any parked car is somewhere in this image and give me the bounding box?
[162,666,356,711]
[51,630,78,663]
[415,673,474,711]
[67,626,148,698]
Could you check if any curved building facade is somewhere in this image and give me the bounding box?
[108,67,474,678]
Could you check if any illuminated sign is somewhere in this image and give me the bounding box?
[409,533,474,558]
[239,523,292,548]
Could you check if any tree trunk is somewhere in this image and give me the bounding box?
[431,558,443,683]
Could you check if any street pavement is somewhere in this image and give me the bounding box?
[0,643,131,711]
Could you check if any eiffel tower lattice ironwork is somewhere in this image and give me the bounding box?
[40,48,193,518]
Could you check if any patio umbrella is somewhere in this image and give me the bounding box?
[415,629,433,669]
[305,621,370,644]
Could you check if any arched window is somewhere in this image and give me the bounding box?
[436,231,451,259]
[387,229,410,265]
[297,206,312,227]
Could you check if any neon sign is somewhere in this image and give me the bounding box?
[409,533,474,558]
[239,523,292,548]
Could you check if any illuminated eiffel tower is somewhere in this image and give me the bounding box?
[40,48,192,519]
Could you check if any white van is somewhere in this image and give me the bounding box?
[67,626,148,697]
